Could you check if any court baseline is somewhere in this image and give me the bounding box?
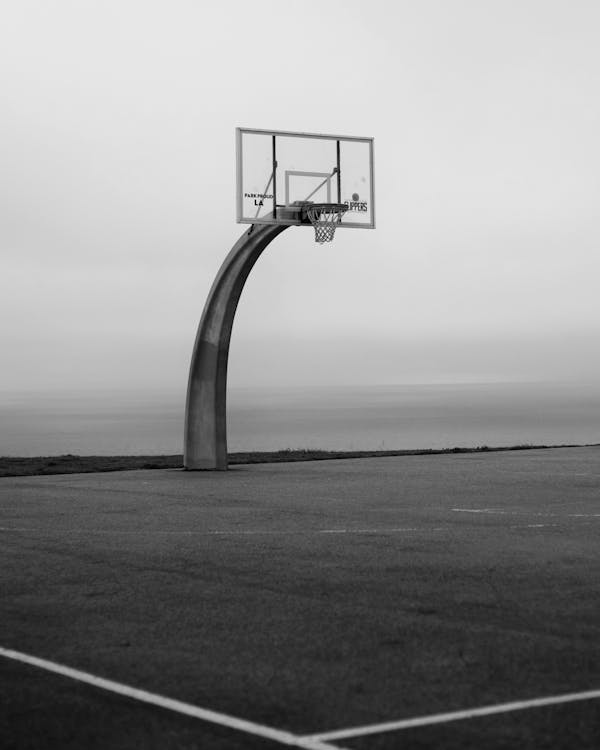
[304,689,600,742]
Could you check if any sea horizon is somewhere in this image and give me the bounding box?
[1,380,599,458]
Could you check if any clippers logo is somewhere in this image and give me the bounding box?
[344,200,368,212]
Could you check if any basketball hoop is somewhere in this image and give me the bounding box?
[304,203,348,243]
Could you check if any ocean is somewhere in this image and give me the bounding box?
[1,382,599,457]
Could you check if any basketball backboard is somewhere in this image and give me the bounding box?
[236,128,375,229]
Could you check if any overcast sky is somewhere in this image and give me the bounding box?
[1,0,599,392]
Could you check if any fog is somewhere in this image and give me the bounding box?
[2,0,599,393]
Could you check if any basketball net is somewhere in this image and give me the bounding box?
[305,203,348,243]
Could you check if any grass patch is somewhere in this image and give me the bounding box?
[0,454,183,477]
[0,443,597,477]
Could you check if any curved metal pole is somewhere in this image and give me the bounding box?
[184,223,290,470]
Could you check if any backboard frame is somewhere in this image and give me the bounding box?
[236,127,375,230]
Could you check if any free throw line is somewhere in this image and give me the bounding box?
[306,689,600,742]
[0,647,342,750]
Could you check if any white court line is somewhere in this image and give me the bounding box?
[452,509,600,519]
[0,647,342,750]
[510,524,560,529]
[305,689,600,742]
[0,526,444,536]
[319,527,444,534]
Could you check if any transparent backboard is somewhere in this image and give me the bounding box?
[236,128,375,229]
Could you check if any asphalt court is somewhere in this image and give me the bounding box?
[1,447,599,748]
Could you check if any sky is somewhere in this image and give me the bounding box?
[1,0,599,392]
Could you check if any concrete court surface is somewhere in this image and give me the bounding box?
[1,446,599,749]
